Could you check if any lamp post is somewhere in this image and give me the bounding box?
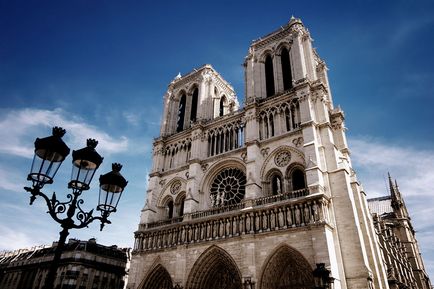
[313,263,335,289]
[24,127,128,289]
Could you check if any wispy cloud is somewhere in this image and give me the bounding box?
[388,17,434,48]
[0,167,25,192]
[0,108,129,158]
[349,136,434,277]
[0,224,37,250]
[123,111,141,127]
[349,136,434,197]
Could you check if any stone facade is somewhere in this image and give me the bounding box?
[368,176,431,289]
[0,238,130,289]
[128,18,431,289]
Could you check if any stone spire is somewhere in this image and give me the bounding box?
[388,172,401,208]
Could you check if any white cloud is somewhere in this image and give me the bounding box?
[0,167,25,192]
[123,111,141,127]
[349,136,434,278]
[349,136,434,198]
[0,224,37,250]
[0,108,129,158]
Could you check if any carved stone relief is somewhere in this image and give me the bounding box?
[170,181,181,195]
[274,151,291,167]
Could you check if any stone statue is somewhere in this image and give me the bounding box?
[278,208,284,228]
[295,205,301,225]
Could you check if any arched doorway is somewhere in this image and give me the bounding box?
[186,246,242,289]
[260,245,314,289]
[141,264,173,289]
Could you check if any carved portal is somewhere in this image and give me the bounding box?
[260,245,314,289]
[186,246,242,289]
[141,264,173,289]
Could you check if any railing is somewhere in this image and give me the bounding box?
[144,189,309,228]
[145,216,184,229]
[254,189,308,206]
[133,194,330,253]
[191,202,246,220]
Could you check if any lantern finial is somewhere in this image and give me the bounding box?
[112,163,123,172]
[86,139,98,149]
[52,127,66,137]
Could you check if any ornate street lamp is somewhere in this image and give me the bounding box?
[24,127,128,289]
[313,263,335,289]
[243,277,256,289]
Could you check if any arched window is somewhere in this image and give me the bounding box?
[285,107,291,131]
[281,47,292,90]
[167,200,174,219]
[190,87,198,123]
[269,114,275,137]
[265,54,275,97]
[291,102,301,129]
[292,169,306,191]
[219,95,226,117]
[271,175,282,195]
[176,94,186,132]
[178,196,185,217]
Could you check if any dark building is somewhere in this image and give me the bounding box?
[0,238,130,289]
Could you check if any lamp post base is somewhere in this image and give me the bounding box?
[43,227,70,289]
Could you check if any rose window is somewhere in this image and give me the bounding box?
[210,168,246,207]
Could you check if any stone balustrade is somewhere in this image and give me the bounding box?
[133,193,330,253]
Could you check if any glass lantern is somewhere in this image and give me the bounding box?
[69,139,103,191]
[28,127,70,188]
[98,163,128,214]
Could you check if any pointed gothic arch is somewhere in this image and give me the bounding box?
[280,47,293,90]
[140,264,173,289]
[260,245,314,289]
[286,163,307,191]
[177,93,187,132]
[190,86,199,123]
[264,168,284,196]
[186,245,242,289]
[175,191,186,217]
[219,95,227,117]
[265,54,275,97]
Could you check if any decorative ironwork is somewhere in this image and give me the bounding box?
[24,127,127,289]
[210,168,246,207]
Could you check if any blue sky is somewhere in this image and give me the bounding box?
[1,0,433,279]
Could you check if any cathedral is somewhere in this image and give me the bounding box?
[127,18,431,289]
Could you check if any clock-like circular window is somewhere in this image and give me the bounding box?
[210,168,246,207]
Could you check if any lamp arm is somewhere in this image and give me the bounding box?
[69,215,111,231]
[25,186,112,231]
[24,186,68,225]
[70,199,111,230]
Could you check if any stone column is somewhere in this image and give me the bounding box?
[291,33,307,82]
[160,87,173,136]
[244,105,262,199]
[274,53,284,94]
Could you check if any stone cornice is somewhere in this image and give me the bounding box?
[170,64,236,95]
[250,18,305,50]
[256,129,303,147]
